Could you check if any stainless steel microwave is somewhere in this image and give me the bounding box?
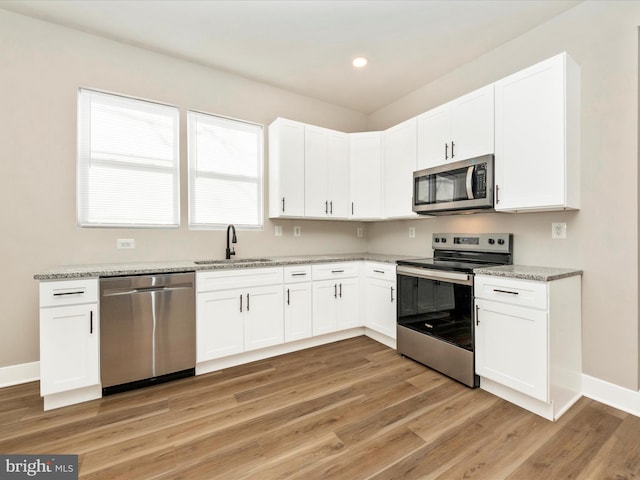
[412,154,494,215]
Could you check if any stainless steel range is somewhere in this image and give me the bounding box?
[396,233,513,387]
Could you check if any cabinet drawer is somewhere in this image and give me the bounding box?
[40,278,98,307]
[197,267,283,292]
[475,275,547,309]
[364,262,396,280]
[312,262,360,280]
[284,265,312,283]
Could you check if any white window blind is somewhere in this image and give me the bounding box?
[188,111,263,229]
[77,89,180,227]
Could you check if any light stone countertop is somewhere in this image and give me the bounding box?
[474,264,583,282]
[34,253,415,280]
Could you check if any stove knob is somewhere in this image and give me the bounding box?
[441,237,447,243]
[488,238,495,245]
[498,239,505,245]
[434,237,440,243]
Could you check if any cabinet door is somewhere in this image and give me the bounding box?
[336,278,361,330]
[450,85,494,161]
[244,285,284,351]
[327,130,350,218]
[417,105,451,169]
[312,280,338,336]
[304,125,329,217]
[349,132,382,219]
[475,299,549,402]
[269,118,305,217]
[365,278,396,338]
[197,289,244,362]
[284,283,312,342]
[383,118,418,218]
[40,304,99,396]
[494,55,566,211]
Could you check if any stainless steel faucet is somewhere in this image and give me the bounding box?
[226,224,237,259]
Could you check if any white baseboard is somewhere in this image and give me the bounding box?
[582,374,640,417]
[0,361,39,388]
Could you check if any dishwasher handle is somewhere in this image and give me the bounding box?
[102,283,193,297]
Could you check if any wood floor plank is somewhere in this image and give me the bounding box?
[506,402,623,479]
[0,335,636,479]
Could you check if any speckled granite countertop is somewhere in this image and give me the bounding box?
[34,253,415,280]
[474,265,583,282]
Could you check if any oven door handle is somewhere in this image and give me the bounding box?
[397,265,472,285]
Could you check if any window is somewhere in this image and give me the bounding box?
[77,89,180,227]
[188,111,263,229]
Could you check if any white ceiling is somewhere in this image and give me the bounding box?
[0,0,582,113]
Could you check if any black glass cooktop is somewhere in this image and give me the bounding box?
[397,258,503,274]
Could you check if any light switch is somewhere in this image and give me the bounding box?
[551,223,567,239]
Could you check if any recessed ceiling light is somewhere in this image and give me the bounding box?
[352,57,368,68]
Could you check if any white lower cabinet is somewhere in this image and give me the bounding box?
[197,268,284,363]
[284,266,313,342]
[39,278,101,410]
[363,263,396,340]
[312,263,361,336]
[474,274,582,421]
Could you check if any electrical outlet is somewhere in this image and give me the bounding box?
[117,238,135,249]
[293,226,301,237]
[356,227,363,238]
[409,227,416,238]
[551,223,567,239]
[274,225,283,237]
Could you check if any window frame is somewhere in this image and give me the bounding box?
[187,110,264,231]
[76,88,180,229]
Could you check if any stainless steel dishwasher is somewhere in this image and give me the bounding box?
[100,272,196,395]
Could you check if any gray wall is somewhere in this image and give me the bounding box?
[2,1,639,393]
[367,1,640,391]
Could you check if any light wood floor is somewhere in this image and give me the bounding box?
[1,336,639,479]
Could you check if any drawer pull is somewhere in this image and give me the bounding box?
[291,272,307,277]
[493,288,519,295]
[331,270,344,274]
[53,290,85,296]
[373,269,385,274]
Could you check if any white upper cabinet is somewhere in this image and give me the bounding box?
[304,125,349,218]
[349,132,382,219]
[269,118,305,218]
[417,84,494,169]
[383,118,418,219]
[494,52,580,212]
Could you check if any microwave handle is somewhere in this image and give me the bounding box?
[466,166,475,199]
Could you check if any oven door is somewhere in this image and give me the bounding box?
[396,266,474,350]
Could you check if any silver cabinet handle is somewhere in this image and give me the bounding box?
[390,286,394,302]
[373,269,384,274]
[291,272,307,277]
[90,310,94,334]
[334,284,337,299]
[331,270,344,274]
[282,197,285,212]
[445,143,448,160]
[325,200,328,214]
[247,293,250,311]
[330,201,333,214]
[496,185,500,204]
[475,304,479,326]
[451,140,455,158]
[240,294,243,312]
[287,288,290,305]
[339,283,342,298]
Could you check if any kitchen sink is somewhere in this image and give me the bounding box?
[194,258,273,265]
